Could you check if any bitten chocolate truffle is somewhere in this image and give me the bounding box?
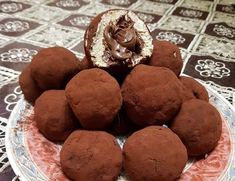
[121,64,183,126]
[60,130,123,181]
[123,126,187,181]
[30,47,81,90]
[149,40,183,76]
[65,68,122,130]
[170,99,222,156]
[84,9,153,78]
[179,76,209,102]
[34,90,78,142]
[19,65,43,103]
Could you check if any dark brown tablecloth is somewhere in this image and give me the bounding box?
[0,0,234,180]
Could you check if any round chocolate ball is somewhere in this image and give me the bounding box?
[179,76,209,102]
[30,47,81,90]
[149,40,183,76]
[84,9,153,79]
[123,126,188,181]
[34,90,78,142]
[19,65,43,103]
[65,68,122,130]
[170,99,222,156]
[60,130,123,181]
[121,64,183,126]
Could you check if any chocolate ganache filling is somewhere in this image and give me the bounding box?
[103,14,142,66]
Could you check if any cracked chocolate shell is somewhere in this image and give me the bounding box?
[84,9,153,78]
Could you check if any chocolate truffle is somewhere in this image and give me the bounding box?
[34,90,78,142]
[149,40,183,76]
[84,9,153,78]
[170,99,222,156]
[65,68,122,130]
[179,76,209,102]
[30,47,80,90]
[123,126,187,181]
[19,65,43,103]
[60,130,122,181]
[121,64,183,126]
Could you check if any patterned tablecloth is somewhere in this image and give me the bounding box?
[0,0,235,180]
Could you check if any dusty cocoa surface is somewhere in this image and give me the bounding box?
[149,40,183,76]
[60,130,123,181]
[65,68,122,130]
[19,65,43,103]
[170,99,222,156]
[30,47,81,90]
[179,76,209,102]
[123,126,187,181]
[34,90,79,141]
[121,64,183,126]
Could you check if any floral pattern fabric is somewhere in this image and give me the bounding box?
[0,0,235,180]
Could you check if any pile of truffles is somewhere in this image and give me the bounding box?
[19,9,222,181]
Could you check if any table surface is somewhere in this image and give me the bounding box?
[0,0,235,180]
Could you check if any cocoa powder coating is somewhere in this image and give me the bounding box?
[123,126,188,181]
[149,40,183,76]
[65,68,122,130]
[19,65,43,103]
[30,47,81,90]
[170,99,222,156]
[34,90,78,141]
[121,64,183,126]
[60,130,123,181]
[179,76,209,102]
